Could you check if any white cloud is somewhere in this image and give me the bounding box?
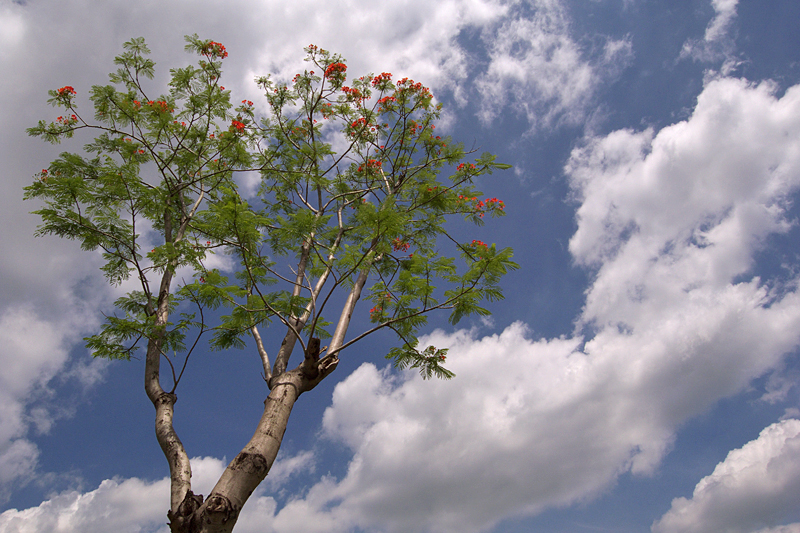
[475,1,632,130]
[752,527,800,533]
[0,455,228,533]
[0,2,25,51]
[0,453,321,533]
[0,306,105,500]
[0,476,170,533]
[704,0,739,44]
[652,419,800,533]
[568,77,800,324]
[680,0,739,71]
[241,76,800,532]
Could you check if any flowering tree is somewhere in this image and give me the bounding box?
[25,36,516,533]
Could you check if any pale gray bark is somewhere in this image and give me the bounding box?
[146,269,193,521]
[166,267,368,532]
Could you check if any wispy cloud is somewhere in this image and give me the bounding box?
[475,1,632,131]
[680,0,740,73]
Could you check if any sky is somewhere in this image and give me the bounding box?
[0,0,799,531]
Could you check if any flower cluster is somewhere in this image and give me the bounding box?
[369,294,393,322]
[406,119,427,136]
[230,119,245,132]
[349,117,377,137]
[456,163,476,172]
[469,239,489,259]
[203,41,228,59]
[421,345,447,362]
[376,95,397,113]
[457,195,505,218]
[241,99,253,107]
[392,238,411,252]
[149,100,173,113]
[341,86,364,101]
[324,62,347,79]
[484,197,505,210]
[357,159,382,172]
[371,72,392,87]
[56,115,78,124]
[397,78,431,96]
[57,86,76,96]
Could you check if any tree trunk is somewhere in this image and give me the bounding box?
[167,356,337,533]
[166,267,366,532]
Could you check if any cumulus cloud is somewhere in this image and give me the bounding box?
[0,476,171,533]
[652,419,800,533]
[0,457,228,533]
[0,453,320,533]
[568,77,800,322]
[246,76,800,532]
[475,1,632,130]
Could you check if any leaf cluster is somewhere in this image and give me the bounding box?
[26,37,517,383]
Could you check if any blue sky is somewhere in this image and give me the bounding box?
[1,0,800,531]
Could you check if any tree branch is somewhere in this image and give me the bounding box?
[251,324,272,383]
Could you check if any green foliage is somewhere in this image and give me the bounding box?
[26,37,517,382]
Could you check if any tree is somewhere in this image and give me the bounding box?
[25,36,516,533]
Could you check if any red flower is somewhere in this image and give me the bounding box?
[392,238,410,252]
[57,86,76,96]
[349,117,368,136]
[371,72,392,87]
[203,41,228,59]
[324,62,347,78]
[231,120,245,132]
